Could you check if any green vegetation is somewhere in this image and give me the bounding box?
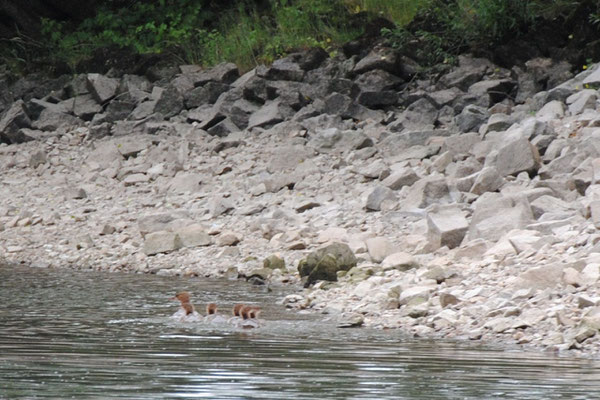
[2,0,600,74]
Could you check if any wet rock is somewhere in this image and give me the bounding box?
[143,231,182,255]
[337,313,364,328]
[298,242,357,287]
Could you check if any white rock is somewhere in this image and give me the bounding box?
[366,237,397,263]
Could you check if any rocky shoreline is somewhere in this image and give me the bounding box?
[2,47,600,356]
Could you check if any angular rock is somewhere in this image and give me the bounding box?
[382,167,419,190]
[192,62,239,85]
[138,212,192,237]
[0,100,32,144]
[168,172,203,193]
[365,237,397,263]
[143,231,182,255]
[470,166,504,195]
[381,252,418,271]
[455,104,488,133]
[493,137,541,177]
[402,177,450,210]
[263,254,286,270]
[353,47,403,77]
[86,73,119,104]
[154,85,184,119]
[175,224,211,248]
[467,195,533,242]
[365,185,397,211]
[427,207,469,249]
[248,100,289,129]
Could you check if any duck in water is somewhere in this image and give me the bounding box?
[204,303,228,324]
[170,292,201,322]
[238,305,261,329]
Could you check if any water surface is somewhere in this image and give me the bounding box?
[1,264,599,399]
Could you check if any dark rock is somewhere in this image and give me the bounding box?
[286,47,328,71]
[32,109,83,131]
[353,47,404,77]
[26,98,70,120]
[187,105,225,130]
[241,75,268,104]
[400,98,438,129]
[257,58,305,82]
[352,69,401,108]
[154,85,184,119]
[207,117,240,137]
[248,101,293,129]
[184,82,231,108]
[439,55,491,91]
[229,99,259,128]
[191,62,239,85]
[265,80,312,110]
[117,74,152,102]
[468,79,516,107]
[72,94,103,121]
[298,242,357,287]
[0,100,32,143]
[322,93,382,121]
[105,97,136,122]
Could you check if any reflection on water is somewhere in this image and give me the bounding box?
[1,264,599,399]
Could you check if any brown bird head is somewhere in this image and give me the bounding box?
[232,303,245,317]
[206,303,218,315]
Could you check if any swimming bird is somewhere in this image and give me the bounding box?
[170,291,201,322]
[204,303,228,324]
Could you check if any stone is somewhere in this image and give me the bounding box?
[138,212,192,237]
[143,231,182,255]
[154,85,184,119]
[493,137,541,177]
[353,47,403,77]
[563,267,585,287]
[439,293,460,308]
[175,224,211,248]
[123,173,149,186]
[353,69,401,108]
[33,109,83,131]
[381,167,419,190]
[86,73,119,104]
[66,188,87,199]
[29,150,47,168]
[247,101,289,129]
[427,207,469,250]
[72,94,102,120]
[469,166,504,195]
[402,177,450,210]
[192,62,239,85]
[0,100,32,144]
[264,254,286,270]
[514,263,564,290]
[216,231,241,246]
[455,104,488,132]
[530,195,578,220]
[399,286,432,306]
[365,237,397,263]
[258,58,305,81]
[536,100,565,122]
[567,89,597,115]
[184,82,231,108]
[365,185,397,211]
[468,79,516,106]
[86,141,123,168]
[209,196,234,217]
[168,172,202,193]
[467,195,533,242]
[381,252,418,271]
[298,242,357,287]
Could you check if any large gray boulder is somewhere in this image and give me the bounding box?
[298,242,357,287]
[492,137,541,177]
[427,206,469,249]
[0,100,32,143]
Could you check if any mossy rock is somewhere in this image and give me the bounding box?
[298,242,357,287]
[263,254,285,270]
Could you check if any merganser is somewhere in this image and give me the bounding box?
[238,305,260,329]
[170,292,201,322]
[204,303,228,324]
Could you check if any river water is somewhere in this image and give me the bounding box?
[1,264,599,399]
